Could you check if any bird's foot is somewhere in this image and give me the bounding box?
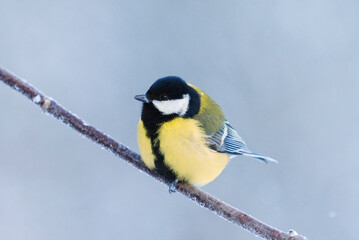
[168,179,179,194]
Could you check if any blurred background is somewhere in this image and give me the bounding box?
[1,1,358,239]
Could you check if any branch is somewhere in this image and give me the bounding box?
[0,67,306,240]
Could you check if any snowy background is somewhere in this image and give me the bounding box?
[1,1,359,239]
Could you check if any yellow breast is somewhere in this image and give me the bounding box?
[160,118,229,185]
[137,120,156,170]
[137,118,229,186]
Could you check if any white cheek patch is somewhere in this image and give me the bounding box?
[152,94,190,116]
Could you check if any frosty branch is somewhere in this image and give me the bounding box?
[0,67,306,240]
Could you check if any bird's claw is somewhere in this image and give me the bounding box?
[168,179,179,194]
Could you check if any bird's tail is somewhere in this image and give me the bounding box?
[232,149,278,164]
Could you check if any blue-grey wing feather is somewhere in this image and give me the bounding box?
[208,121,277,163]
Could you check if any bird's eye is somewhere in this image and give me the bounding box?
[160,94,169,100]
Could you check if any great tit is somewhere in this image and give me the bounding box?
[135,76,276,192]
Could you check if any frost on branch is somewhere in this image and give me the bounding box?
[0,66,307,240]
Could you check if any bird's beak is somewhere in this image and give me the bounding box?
[134,94,150,103]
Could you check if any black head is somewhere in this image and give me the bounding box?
[135,76,200,125]
[146,76,190,102]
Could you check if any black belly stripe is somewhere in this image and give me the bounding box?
[150,133,177,183]
[141,100,196,184]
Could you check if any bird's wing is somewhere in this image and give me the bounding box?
[189,84,226,135]
[187,83,276,163]
[208,121,277,163]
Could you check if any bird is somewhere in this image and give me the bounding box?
[135,76,276,192]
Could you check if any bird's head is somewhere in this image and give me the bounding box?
[135,76,200,118]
